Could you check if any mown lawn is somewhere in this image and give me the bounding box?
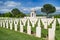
[55,28,60,40]
[0,27,44,40]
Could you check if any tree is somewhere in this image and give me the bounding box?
[11,8,21,16]
[41,4,56,17]
[11,8,26,17]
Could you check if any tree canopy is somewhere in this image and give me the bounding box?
[11,8,26,17]
[41,4,56,16]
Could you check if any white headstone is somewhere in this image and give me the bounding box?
[20,25,23,32]
[52,19,56,31]
[5,20,8,29]
[0,21,1,27]
[48,19,56,40]
[9,20,13,30]
[3,20,5,28]
[0,20,2,27]
[20,19,22,25]
[21,18,27,26]
[36,26,41,38]
[14,19,18,31]
[27,20,31,35]
[20,20,23,32]
[48,28,55,40]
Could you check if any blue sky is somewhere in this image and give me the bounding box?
[0,0,60,14]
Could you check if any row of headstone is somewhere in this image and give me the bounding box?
[0,18,57,28]
[41,18,54,29]
[0,18,41,38]
[20,19,23,32]
[0,18,58,40]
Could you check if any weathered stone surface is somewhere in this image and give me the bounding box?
[48,19,56,40]
[14,19,18,31]
[27,20,31,35]
[3,20,5,28]
[48,28,55,40]
[20,25,23,32]
[5,20,8,29]
[36,26,41,38]
[0,20,2,27]
[9,20,13,30]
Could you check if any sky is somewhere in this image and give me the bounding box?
[0,0,60,14]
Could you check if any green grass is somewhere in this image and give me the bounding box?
[0,27,44,40]
[55,28,60,40]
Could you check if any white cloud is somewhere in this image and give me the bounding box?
[0,8,12,13]
[0,1,21,13]
[4,1,21,7]
[23,7,41,11]
[56,7,60,12]
[56,7,60,10]
[23,8,29,11]
[31,7,41,10]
